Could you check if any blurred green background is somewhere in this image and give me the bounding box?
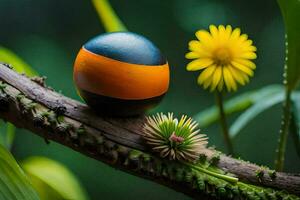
[0,0,299,199]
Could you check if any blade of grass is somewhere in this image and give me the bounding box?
[229,92,285,139]
[194,85,284,127]
[91,0,127,32]
[0,46,37,76]
[0,145,39,200]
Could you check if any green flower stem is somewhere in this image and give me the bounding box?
[215,91,234,155]
[91,0,127,32]
[275,89,292,171]
[184,162,238,184]
[290,114,300,159]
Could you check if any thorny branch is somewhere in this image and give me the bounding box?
[0,64,299,199]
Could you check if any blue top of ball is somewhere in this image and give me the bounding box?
[83,32,166,66]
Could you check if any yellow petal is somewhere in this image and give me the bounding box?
[247,46,257,52]
[203,75,213,89]
[224,25,232,40]
[239,52,257,59]
[209,25,219,39]
[188,40,211,57]
[234,59,256,69]
[226,25,232,34]
[238,34,248,43]
[195,30,214,48]
[211,67,222,90]
[223,67,237,91]
[218,25,227,42]
[197,65,216,84]
[186,58,213,71]
[218,25,226,32]
[188,40,202,50]
[230,28,241,41]
[185,52,201,59]
[243,39,253,46]
[227,65,246,85]
[240,45,257,52]
[231,61,254,76]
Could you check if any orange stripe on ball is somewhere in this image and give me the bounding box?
[74,48,170,100]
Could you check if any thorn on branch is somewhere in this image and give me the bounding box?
[31,76,47,87]
[54,104,66,116]
[46,112,57,125]
[33,114,45,127]
[255,169,264,183]
[16,93,35,115]
[55,124,69,134]
[117,146,130,162]
[210,151,221,166]
[268,170,277,179]
[1,63,13,69]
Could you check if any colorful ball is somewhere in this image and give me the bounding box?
[73,32,170,116]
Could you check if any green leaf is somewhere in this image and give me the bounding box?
[0,121,5,147]
[0,122,16,150]
[194,85,284,127]
[91,0,127,32]
[290,93,300,158]
[22,157,89,200]
[0,144,39,200]
[229,92,285,139]
[0,46,37,76]
[278,0,300,90]
[5,123,16,149]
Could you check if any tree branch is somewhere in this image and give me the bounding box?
[0,64,299,199]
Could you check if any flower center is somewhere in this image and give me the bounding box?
[213,47,232,65]
[169,132,184,143]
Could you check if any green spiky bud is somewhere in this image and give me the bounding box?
[143,113,208,162]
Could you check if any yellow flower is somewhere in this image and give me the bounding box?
[186,25,257,92]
